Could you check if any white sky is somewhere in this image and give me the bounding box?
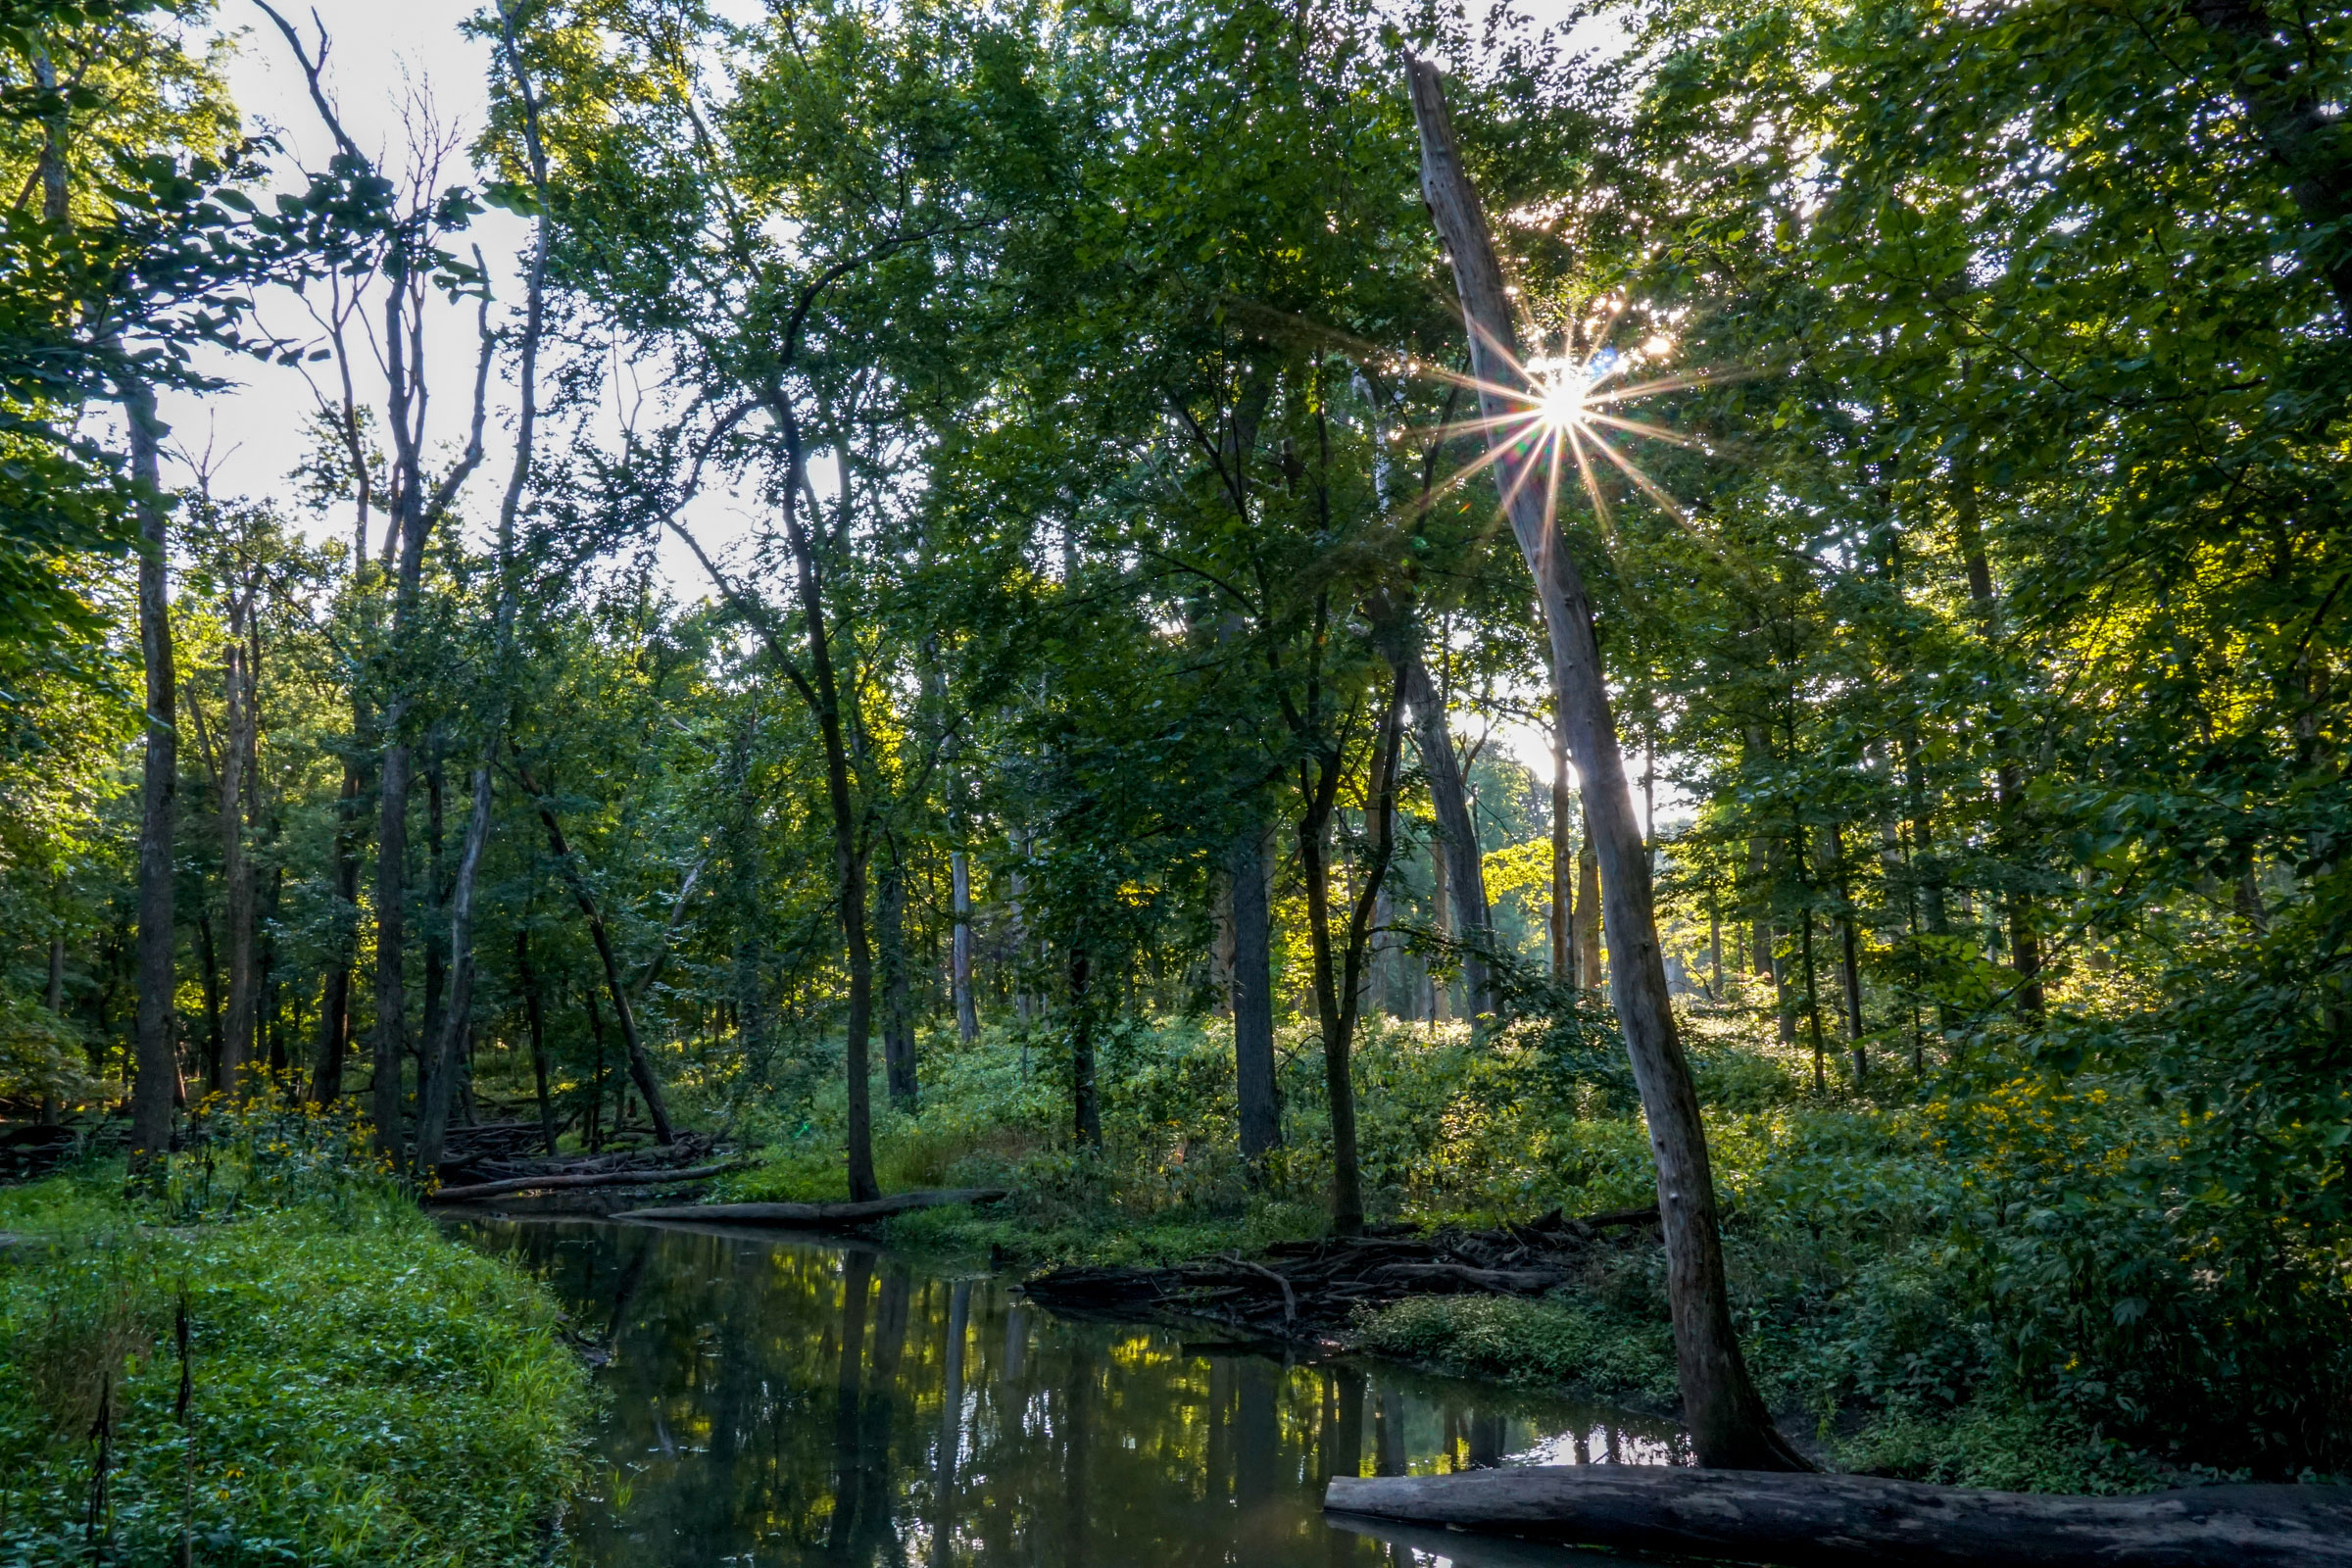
[161,0,1624,796]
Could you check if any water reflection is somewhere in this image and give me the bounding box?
[465,1219,1681,1568]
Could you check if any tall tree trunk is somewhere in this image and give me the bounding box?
[372,722,412,1153]
[1397,647,1494,1018]
[1834,828,1867,1082]
[1952,440,2044,1019]
[789,518,879,1200]
[127,380,177,1169]
[516,930,557,1154]
[1299,677,1405,1237]
[1574,818,1603,995]
[421,753,446,1070]
[1552,728,1573,982]
[218,608,258,1096]
[412,764,492,1173]
[878,842,917,1111]
[584,985,608,1152]
[196,913,222,1092]
[309,761,362,1104]
[368,272,493,1161]
[951,850,978,1042]
[1228,819,1282,1166]
[416,24,548,1164]
[1746,839,1774,981]
[1429,844,1454,1021]
[1068,947,1099,1148]
[38,932,66,1124]
[1408,58,1805,1471]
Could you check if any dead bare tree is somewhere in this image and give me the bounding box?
[258,4,495,1156]
[1405,58,1806,1471]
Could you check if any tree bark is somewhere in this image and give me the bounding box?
[1406,57,1804,1470]
[1573,814,1602,994]
[1068,947,1100,1148]
[1833,827,1866,1081]
[1324,1468,2352,1568]
[516,930,557,1154]
[878,842,918,1111]
[126,379,177,1170]
[1227,820,1282,1165]
[1952,439,2044,1019]
[309,761,362,1103]
[1298,675,1405,1236]
[951,850,978,1042]
[1550,728,1572,981]
[413,763,493,1173]
[783,497,881,1201]
[1397,645,1494,1017]
[218,599,257,1096]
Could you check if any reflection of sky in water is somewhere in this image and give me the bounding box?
[463,1219,1679,1568]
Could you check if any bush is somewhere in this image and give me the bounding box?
[0,1126,590,1567]
[1352,1294,1680,1409]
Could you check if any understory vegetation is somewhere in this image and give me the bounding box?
[0,1108,589,1566]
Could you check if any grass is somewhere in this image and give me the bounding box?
[0,1121,591,1568]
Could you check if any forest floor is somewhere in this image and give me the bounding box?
[0,1146,589,1567]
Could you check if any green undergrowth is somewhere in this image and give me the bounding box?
[0,1103,591,1568]
[1350,1295,1682,1411]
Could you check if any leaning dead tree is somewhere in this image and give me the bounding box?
[1404,58,1805,1470]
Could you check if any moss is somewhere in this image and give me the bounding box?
[0,1168,591,1568]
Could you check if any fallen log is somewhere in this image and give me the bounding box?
[1323,1514,1625,1568]
[428,1161,747,1202]
[1322,1466,2352,1568]
[615,1188,1010,1227]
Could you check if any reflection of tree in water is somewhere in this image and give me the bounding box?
[467,1222,1680,1567]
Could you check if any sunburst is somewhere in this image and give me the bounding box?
[1378,321,1740,564]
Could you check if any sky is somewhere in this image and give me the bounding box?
[162,0,1621,793]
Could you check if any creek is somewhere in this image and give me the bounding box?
[464,1218,1682,1567]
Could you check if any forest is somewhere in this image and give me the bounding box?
[3,0,2350,1561]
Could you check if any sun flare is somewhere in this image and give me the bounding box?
[1399,337,1723,540]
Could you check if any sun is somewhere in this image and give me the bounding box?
[1398,340,1724,538]
[1534,372,1588,434]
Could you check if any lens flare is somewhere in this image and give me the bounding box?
[1405,334,1727,544]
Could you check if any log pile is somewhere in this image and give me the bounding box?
[1021,1205,1660,1339]
[426,1133,728,1204]
[1323,1465,2352,1568]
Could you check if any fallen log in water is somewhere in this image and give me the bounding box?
[428,1161,748,1202]
[615,1188,1009,1227]
[1021,1204,1657,1340]
[1322,1466,2352,1568]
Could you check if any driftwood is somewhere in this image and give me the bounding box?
[1322,1466,2352,1568]
[428,1160,747,1202]
[432,1130,716,1187]
[616,1188,1009,1226]
[1022,1205,1658,1340]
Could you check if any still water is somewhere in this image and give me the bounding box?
[466,1218,1682,1568]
